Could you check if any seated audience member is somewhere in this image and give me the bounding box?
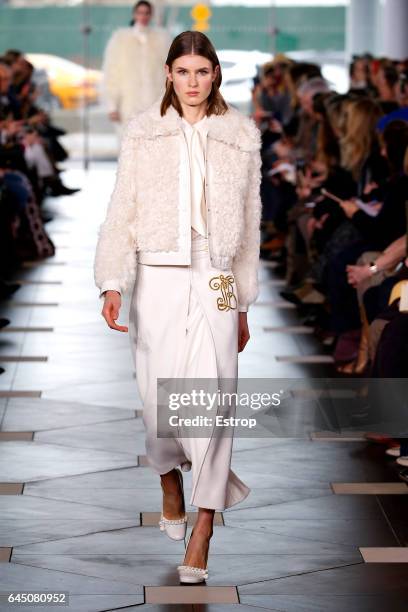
[0,48,83,373]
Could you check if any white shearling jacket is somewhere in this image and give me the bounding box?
[93,97,262,311]
[102,27,171,122]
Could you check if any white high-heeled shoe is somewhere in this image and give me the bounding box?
[177,528,209,583]
[159,467,187,541]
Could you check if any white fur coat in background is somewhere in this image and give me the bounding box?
[102,26,171,123]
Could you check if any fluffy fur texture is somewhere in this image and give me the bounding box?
[94,97,262,309]
[102,27,170,121]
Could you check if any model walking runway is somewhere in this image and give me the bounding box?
[94,28,262,581]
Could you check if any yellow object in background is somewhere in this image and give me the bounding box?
[388,280,408,312]
[27,53,101,110]
[191,3,212,32]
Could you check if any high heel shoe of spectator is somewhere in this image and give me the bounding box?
[43,176,81,197]
[336,331,369,375]
[0,281,21,299]
[261,236,286,249]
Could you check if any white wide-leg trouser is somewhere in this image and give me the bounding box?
[129,230,250,511]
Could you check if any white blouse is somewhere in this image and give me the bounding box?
[132,22,148,44]
[180,114,208,237]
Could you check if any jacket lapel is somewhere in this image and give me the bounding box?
[127,96,260,152]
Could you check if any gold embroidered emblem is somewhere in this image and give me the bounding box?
[209,274,237,311]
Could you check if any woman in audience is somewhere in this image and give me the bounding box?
[0,48,80,358]
[377,60,399,103]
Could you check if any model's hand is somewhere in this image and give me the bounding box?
[101,290,128,332]
[109,111,121,122]
[238,312,250,352]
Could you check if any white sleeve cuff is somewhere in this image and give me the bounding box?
[238,304,248,313]
[99,280,122,299]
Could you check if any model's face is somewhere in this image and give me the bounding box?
[133,5,151,27]
[166,54,218,108]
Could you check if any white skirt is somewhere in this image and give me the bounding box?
[128,230,250,511]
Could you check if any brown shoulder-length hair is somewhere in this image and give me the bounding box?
[160,30,228,117]
[341,97,383,179]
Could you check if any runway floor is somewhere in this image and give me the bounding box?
[0,162,407,611]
